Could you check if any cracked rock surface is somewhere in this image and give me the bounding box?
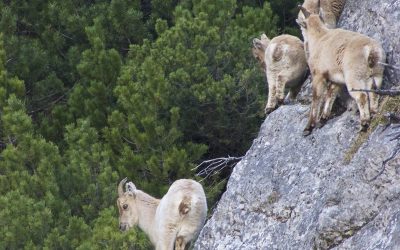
[194,0,400,249]
[194,105,400,249]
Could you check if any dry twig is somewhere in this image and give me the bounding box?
[378,62,400,71]
[193,156,243,180]
[350,88,400,97]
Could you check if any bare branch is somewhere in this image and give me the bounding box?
[28,93,67,115]
[28,85,76,115]
[193,156,243,180]
[58,31,74,41]
[6,58,14,65]
[378,62,400,71]
[350,88,400,97]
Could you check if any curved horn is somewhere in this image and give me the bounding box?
[298,5,311,18]
[252,38,259,47]
[118,177,128,197]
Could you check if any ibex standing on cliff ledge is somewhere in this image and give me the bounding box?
[297,6,386,136]
[252,34,308,114]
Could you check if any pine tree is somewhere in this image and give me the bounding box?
[0,0,298,247]
[0,35,65,248]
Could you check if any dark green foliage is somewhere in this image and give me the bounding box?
[269,0,303,36]
[0,0,301,248]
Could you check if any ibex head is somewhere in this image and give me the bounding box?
[117,178,138,232]
[296,3,326,30]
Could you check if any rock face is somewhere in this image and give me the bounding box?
[339,0,400,87]
[194,0,400,249]
[195,105,400,249]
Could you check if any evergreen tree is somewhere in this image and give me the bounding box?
[0,0,296,247]
[0,35,65,248]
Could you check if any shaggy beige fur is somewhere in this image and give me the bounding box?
[117,178,207,250]
[297,7,385,136]
[252,34,308,114]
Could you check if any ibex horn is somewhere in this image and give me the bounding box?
[298,5,311,18]
[118,177,128,197]
[253,38,259,47]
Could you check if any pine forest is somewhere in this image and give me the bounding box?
[0,0,300,248]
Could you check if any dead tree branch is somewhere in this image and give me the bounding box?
[193,156,243,180]
[350,88,400,97]
[378,62,400,71]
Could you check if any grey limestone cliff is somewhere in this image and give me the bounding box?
[194,0,400,249]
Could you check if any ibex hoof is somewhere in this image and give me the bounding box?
[316,117,328,129]
[303,129,312,137]
[360,122,369,132]
[265,107,276,114]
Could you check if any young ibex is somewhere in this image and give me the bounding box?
[252,34,308,114]
[298,0,346,29]
[298,0,346,58]
[297,6,386,136]
[117,178,207,250]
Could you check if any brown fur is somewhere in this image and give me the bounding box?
[272,45,283,61]
[179,196,191,215]
[368,48,380,68]
[175,236,186,250]
[335,44,345,66]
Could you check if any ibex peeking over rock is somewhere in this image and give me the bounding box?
[297,6,386,136]
[298,0,346,59]
[117,178,207,250]
[252,34,308,114]
[298,0,346,29]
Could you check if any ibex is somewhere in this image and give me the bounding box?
[298,0,346,29]
[252,34,308,114]
[298,0,346,59]
[297,6,386,136]
[117,178,207,250]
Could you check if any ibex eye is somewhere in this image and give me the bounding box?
[123,204,128,210]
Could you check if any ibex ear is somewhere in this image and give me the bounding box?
[260,33,269,41]
[298,5,311,18]
[125,182,137,197]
